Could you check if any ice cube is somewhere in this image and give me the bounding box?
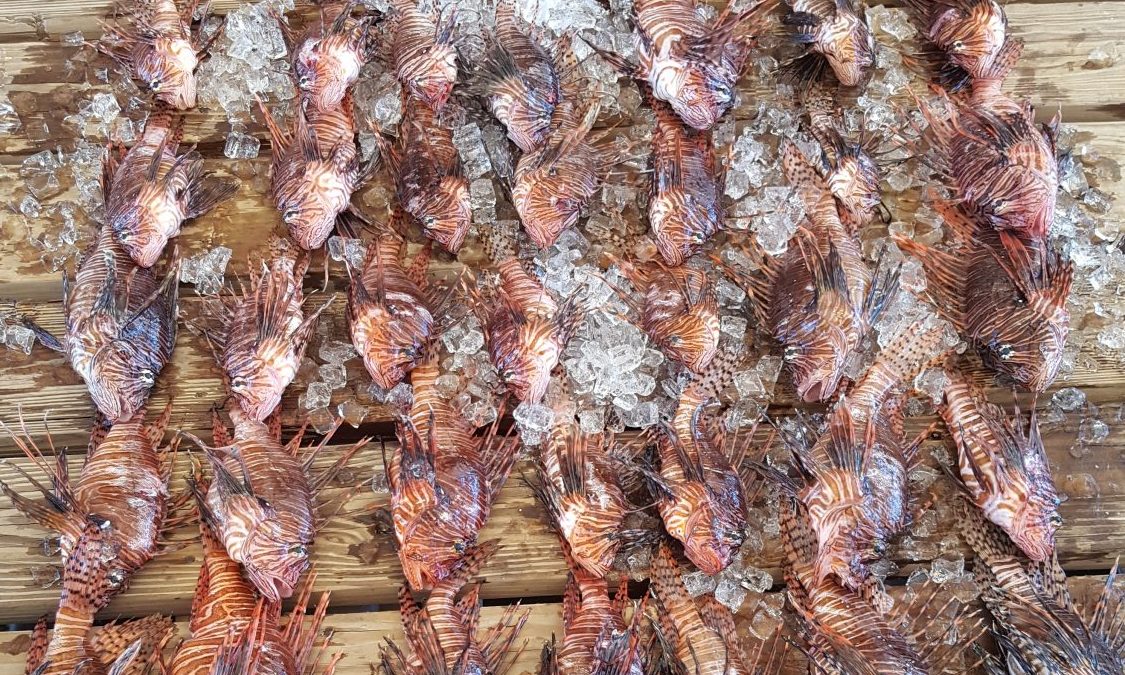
[514,401,555,433]
[327,236,367,269]
[930,555,965,584]
[720,315,747,339]
[453,123,491,180]
[304,382,332,410]
[714,574,748,612]
[319,362,348,390]
[386,382,413,411]
[320,339,358,364]
[741,565,773,594]
[307,406,337,434]
[681,571,716,597]
[2,323,36,354]
[179,246,232,295]
[61,31,85,47]
[89,93,120,125]
[224,130,261,159]
[338,399,368,427]
[19,195,41,219]
[1051,387,1086,412]
[579,406,606,434]
[912,368,949,405]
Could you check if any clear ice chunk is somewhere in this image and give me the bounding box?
[304,382,332,410]
[224,130,261,159]
[338,399,368,427]
[453,123,491,180]
[514,401,555,433]
[179,246,233,295]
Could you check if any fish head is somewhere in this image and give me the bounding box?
[512,155,595,249]
[137,37,199,110]
[114,223,167,269]
[353,302,432,390]
[1010,493,1062,562]
[787,327,850,403]
[981,317,1065,393]
[490,319,558,405]
[650,191,721,266]
[653,311,721,373]
[669,65,735,131]
[295,36,363,112]
[88,340,156,423]
[402,45,458,113]
[226,358,290,423]
[929,1,1007,79]
[241,533,311,602]
[408,176,470,254]
[274,167,348,250]
[820,17,876,88]
[829,151,882,227]
[682,512,744,575]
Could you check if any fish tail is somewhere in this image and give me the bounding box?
[478,218,518,264]
[678,344,741,413]
[977,36,1024,84]
[184,166,239,220]
[89,614,176,673]
[648,542,691,611]
[854,316,954,406]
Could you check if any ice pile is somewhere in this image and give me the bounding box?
[354,67,402,131]
[0,53,21,135]
[437,311,501,429]
[0,316,36,355]
[25,201,92,272]
[327,236,368,269]
[453,123,492,181]
[298,337,359,433]
[179,246,232,295]
[682,545,775,613]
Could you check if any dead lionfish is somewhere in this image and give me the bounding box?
[106,113,237,268]
[479,0,578,153]
[206,237,334,422]
[781,0,875,88]
[27,226,178,423]
[471,223,585,404]
[389,0,459,112]
[763,318,952,590]
[185,408,367,602]
[282,0,378,112]
[169,469,340,674]
[388,353,519,590]
[894,200,1071,392]
[527,423,631,578]
[592,0,773,130]
[373,97,471,254]
[647,543,789,675]
[605,253,720,373]
[511,100,616,250]
[539,547,646,675]
[259,93,361,250]
[25,520,175,675]
[938,370,1061,562]
[98,0,214,109]
[903,0,1011,91]
[344,213,439,390]
[379,541,529,674]
[781,497,983,674]
[0,405,184,611]
[961,503,1125,673]
[715,145,897,403]
[647,95,725,265]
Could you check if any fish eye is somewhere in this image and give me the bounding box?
[283,208,300,223]
[872,539,887,555]
[547,166,558,177]
[149,79,162,91]
[951,40,965,52]
[783,345,800,362]
[690,232,705,245]
[997,343,1015,360]
[452,540,468,554]
[288,543,308,557]
[107,568,126,587]
[119,231,131,242]
[139,369,155,385]
[422,215,437,228]
[298,75,310,87]
[230,376,248,392]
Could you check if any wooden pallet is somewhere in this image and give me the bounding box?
[0,0,1123,672]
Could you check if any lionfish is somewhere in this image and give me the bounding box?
[903,0,1012,91]
[894,200,1071,392]
[0,405,184,610]
[961,503,1125,673]
[379,541,529,674]
[538,548,646,675]
[24,520,175,675]
[781,0,876,88]
[183,408,367,602]
[639,351,750,575]
[105,112,238,268]
[605,253,720,373]
[98,0,213,109]
[591,0,773,130]
[26,226,177,423]
[373,97,471,254]
[471,223,585,404]
[527,423,631,578]
[259,92,361,250]
[480,0,577,153]
[780,497,984,674]
[647,95,724,266]
[764,318,952,590]
[282,0,378,112]
[168,469,340,674]
[344,212,439,390]
[389,0,459,112]
[646,543,789,675]
[938,369,1061,562]
[511,100,616,250]
[207,237,333,422]
[715,145,897,403]
[387,352,519,590]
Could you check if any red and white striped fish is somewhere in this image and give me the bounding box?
[471,223,585,405]
[389,0,459,112]
[388,353,518,591]
[184,408,367,602]
[284,0,378,113]
[345,212,438,390]
[105,112,237,269]
[606,253,720,373]
[379,541,529,675]
[903,0,1010,91]
[24,520,175,675]
[479,0,576,153]
[938,370,1061,562]
[98,0,213,110]
[208,236,333,422]
[373,97,471,254]
[168,470,340,674]
[781,0,875,88]
[894,200,1071,393]
[259,94,360,250]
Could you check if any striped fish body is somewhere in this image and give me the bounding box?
[785,0,875,87]
[635,263,720,372]
[391,0,458,112]
[554,573,641,675]
[633,0,752,130]
[649,99,723,266]
[940,372,1060,561]
[905,0,1009,84]
[293,3,376,113]
[219,244,319,422]
[482,1,567,153]
[206,411,316,602]
[348,234,434,389]
[804,97,881,230]
[102,0,200,109]
[64,227,177,423]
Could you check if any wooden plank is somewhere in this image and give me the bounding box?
[0,413,1122,624]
